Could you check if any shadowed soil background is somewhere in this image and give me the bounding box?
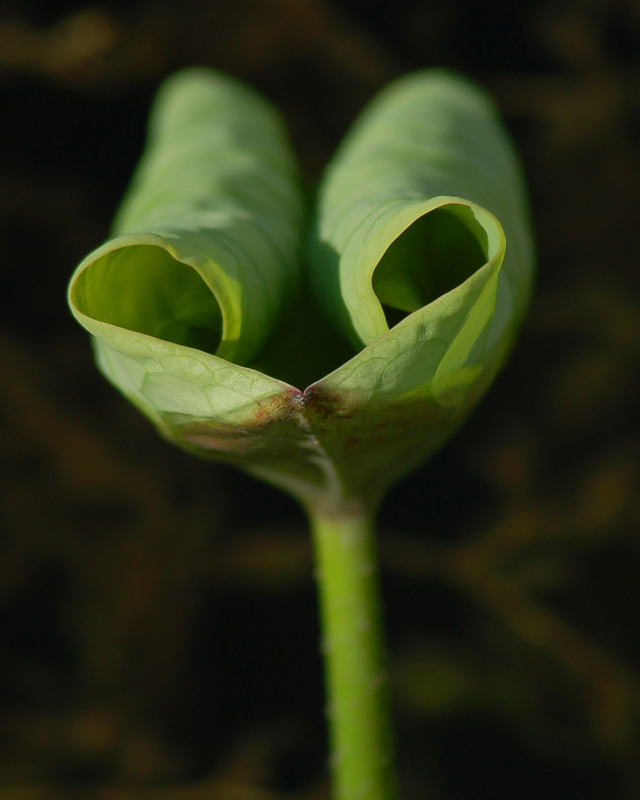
[1,0,640,797]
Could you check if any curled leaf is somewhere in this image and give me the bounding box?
[309,70,533,349]
[68,69,535,513]
[69,67,305,366]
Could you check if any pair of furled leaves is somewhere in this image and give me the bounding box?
[68,68,534,514]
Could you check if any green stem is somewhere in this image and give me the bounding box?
[309,505,397,800]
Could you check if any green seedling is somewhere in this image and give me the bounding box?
[69,67,534,800]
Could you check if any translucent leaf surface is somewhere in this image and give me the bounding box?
[69,68,305,365]
[69,69,535,514]
[308,70,533,348]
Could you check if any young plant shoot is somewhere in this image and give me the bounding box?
[69,68,534,800]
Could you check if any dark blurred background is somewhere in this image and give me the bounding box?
[1,0,640,798]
